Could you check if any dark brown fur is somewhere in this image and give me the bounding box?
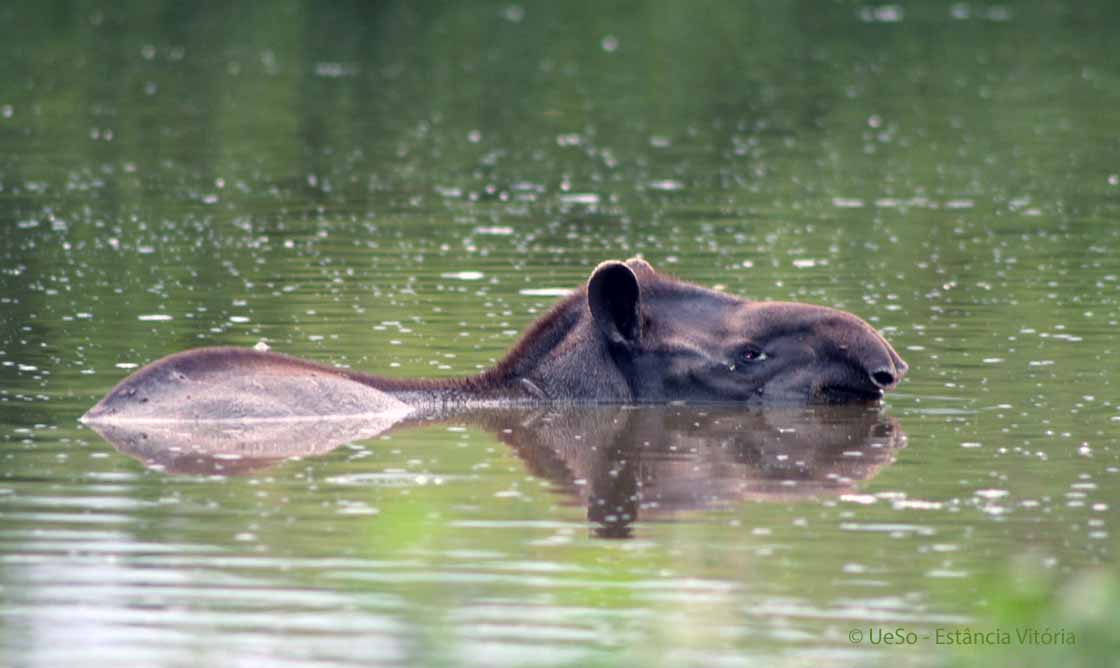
[83,258,908,423]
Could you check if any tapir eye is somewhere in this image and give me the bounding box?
[739,347,768,363]
[734,345,770,365]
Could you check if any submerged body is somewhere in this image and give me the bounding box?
[82,258,907,423]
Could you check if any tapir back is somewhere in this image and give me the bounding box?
[83,347,413,423]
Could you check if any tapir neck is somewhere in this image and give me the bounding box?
[356,292,633,406]
[346,372,528,406]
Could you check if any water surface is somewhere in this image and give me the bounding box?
[2,2,1119,666]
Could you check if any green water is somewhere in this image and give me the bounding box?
[2,2,1120,666]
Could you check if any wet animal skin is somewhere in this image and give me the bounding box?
[83,258,908,423]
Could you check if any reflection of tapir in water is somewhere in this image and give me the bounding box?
[87,405,905,538]
[495,406,904,537]
[82,258,907,426]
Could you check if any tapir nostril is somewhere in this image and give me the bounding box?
[870,368,895,388]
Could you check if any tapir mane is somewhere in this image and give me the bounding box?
[471,288,589,388]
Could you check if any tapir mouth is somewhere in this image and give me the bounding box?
[816,384,884,403]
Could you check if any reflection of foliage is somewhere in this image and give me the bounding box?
[3,1,1118,431]
[944,555,1120,668]
[3,0,1119,394]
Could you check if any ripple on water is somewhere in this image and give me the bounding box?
[325,471,458,487]
[838,523,937,537]
[440,271,485,281]
[518,288,574,298]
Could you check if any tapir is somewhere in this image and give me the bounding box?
[81,258,908,424]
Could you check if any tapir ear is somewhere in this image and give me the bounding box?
[587,261,641,346]
[624,257,656,279]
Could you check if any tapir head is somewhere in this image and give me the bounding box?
[585,258,908,404]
